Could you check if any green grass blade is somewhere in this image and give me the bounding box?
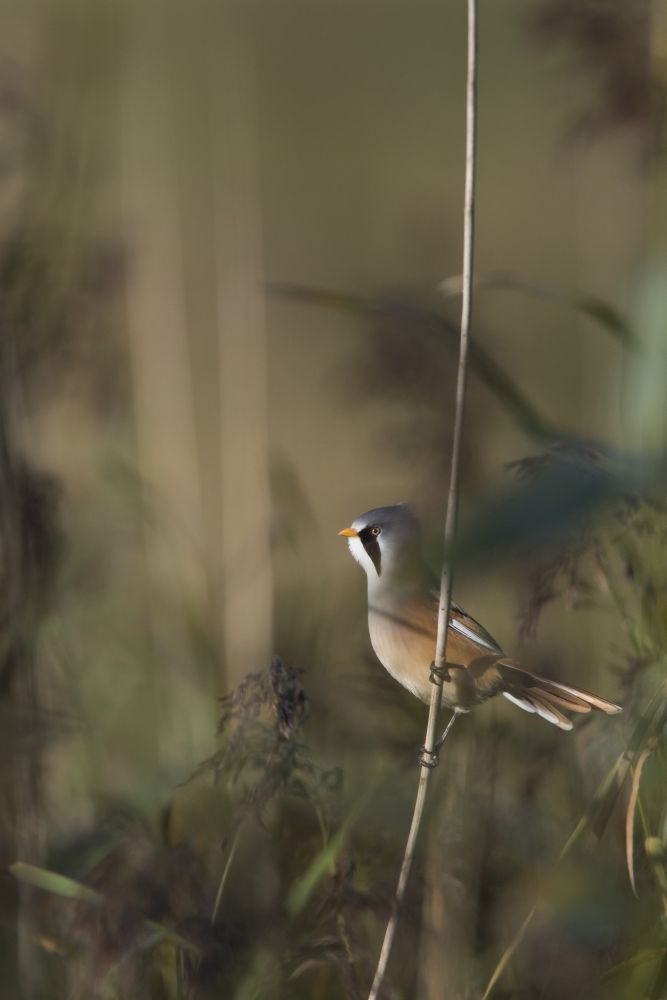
[268,282,559,441]
[10,862,102,905]
[10,862,199,955]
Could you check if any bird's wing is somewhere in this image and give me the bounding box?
[441,596,504,655]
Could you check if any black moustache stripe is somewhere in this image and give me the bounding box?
[359,527,381,575]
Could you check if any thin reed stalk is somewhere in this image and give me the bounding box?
[211,823,243,926]
[367,2,479,996]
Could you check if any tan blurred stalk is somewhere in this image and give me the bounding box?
[418,731,488,999]
[165,0,273,688]
[120,0,272,772]
[120,3,214,768]
[209,8,274,686]
[120,12,207,599]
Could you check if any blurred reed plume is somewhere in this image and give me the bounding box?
[194,657,317,819]
[531,0,663,152]
[11,657,390,998]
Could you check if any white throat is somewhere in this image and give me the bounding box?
[347,536,382,590]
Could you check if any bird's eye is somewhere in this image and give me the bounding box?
[371,526,381,536]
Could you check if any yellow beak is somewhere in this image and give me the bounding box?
[338,527,359,538]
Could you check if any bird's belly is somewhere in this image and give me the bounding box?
[367,606,482,710]
[368,607,435,703]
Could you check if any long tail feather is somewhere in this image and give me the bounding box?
[528,693,573,730]
[533,688,592,713]
[497,660,621,730]
[535,676,622,715]
[502,692,536,714]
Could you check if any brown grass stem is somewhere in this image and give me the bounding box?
[367,1,478,996]
[211,823,243,926]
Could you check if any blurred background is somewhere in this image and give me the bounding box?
[0,0,666,997]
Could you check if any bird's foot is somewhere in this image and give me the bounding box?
[417,745,439,769]
[429,663,451,686]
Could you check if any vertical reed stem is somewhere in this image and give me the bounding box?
[367,2,478,995]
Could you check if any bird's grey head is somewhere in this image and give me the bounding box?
[338,503,422,584]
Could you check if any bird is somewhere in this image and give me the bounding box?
[339,503,622,746]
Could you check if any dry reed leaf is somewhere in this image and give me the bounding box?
[625,742,655,897]
[481,906,537,1000]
